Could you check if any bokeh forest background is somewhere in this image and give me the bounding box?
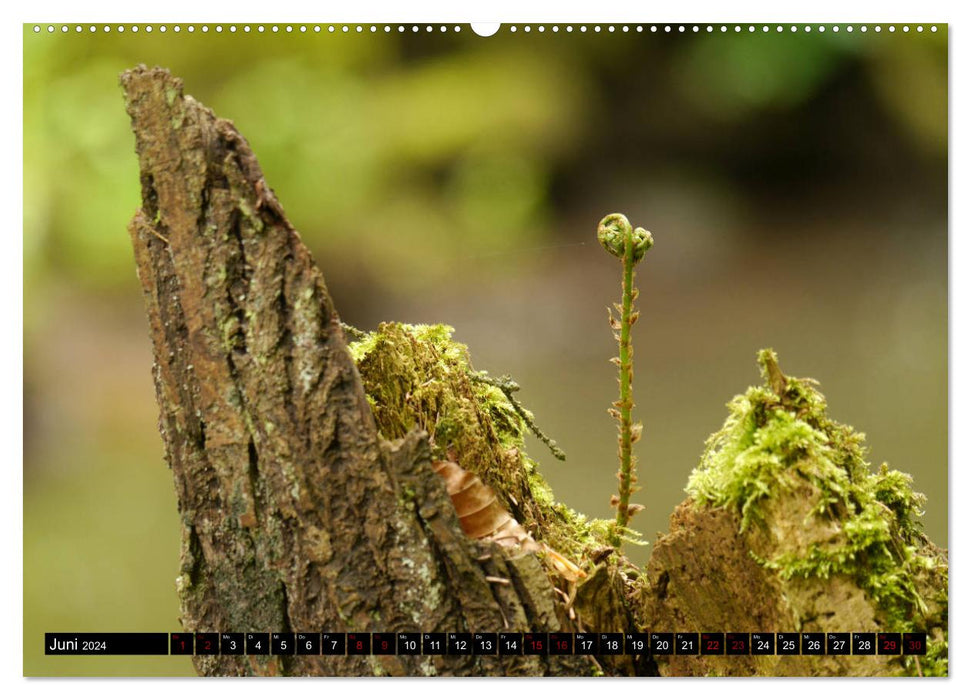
[23,24,947,675]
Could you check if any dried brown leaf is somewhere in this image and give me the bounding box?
[431,460,539,552]
[432,460,585,580]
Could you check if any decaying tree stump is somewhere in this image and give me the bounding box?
[121,65,595,676]
[639,353,948,677]
[122,66,946,677]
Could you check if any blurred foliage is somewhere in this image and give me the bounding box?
[24,25,945,299]
[24,450,191,676]
[23,29,592,303]
[674,33,848,118]
[23,24,947,676]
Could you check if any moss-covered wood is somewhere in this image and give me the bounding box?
[123,66,946,677]
[349,322,614,568]
[642,351,948,676]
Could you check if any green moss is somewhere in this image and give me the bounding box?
[521,456,552,507]
[348,322,608,567]
[349,322,525,464]
[913,637,949,677]
[686,349,947,676]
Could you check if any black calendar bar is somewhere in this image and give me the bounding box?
[246,633,269,655]
[625,632,649,654]
[373,633,396,655]
[802,632,825,655]
[347,632,371,655]
[473,632,496,655]
[447,632,472,655]
[827,633,850,655]
[524,632,548,655]
[170,632,193,655]
[271,632,295,655]
[296,632,320,655]
[701,632,725,655]
[43,631,923,655]
[221,632,244,655]
[45,633,169,655]
[195,632,219,655]
[853,632,876,655]
[398,632,422,655]
[499,632,522,656]
[574,633,596,655]
[903,633,927,655]
[550,632,573,655]
[878,633,902,655]
[726,633,749,655]
[322,632,346,655]
[751,633,774,655]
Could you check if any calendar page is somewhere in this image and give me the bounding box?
[22,17,948,679]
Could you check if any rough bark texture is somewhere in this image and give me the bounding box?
[643,502,886,676]
[643,498,947,677]
[121,65,594,677]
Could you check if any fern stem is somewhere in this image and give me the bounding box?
[597,213,653,541]
[616,233,636,528]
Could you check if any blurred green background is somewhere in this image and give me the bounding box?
[23,24,947,676]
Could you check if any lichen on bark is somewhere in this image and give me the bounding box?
[122,65,599,677]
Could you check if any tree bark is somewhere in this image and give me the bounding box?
[121,65,595,677]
